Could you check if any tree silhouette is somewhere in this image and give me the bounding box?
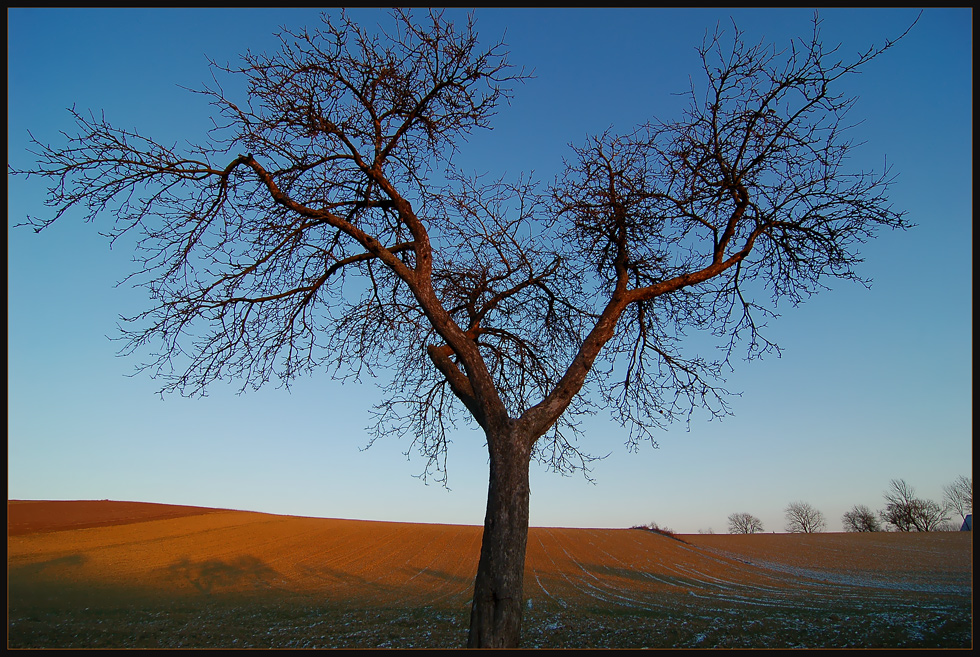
[728,512,765,534]
[12,10,913,647]
[943,475,972,523]
[880,479,949,532]
[841,504,882,532]
[784,501,827,533]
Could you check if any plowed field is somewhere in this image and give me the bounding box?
[7,500,972,648]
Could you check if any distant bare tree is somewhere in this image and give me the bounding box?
[943,475,972,523]
[11,9,915,647]
[784,501,826,533]
[880,479,949,532]
[728,512,764,534]
[841,504,881,532]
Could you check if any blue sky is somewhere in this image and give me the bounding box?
[8,8,971,533]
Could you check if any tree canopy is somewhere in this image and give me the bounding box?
[13,9,915,647]
[18,11,909,479]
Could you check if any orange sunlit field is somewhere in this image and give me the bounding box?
[7,500,972,648]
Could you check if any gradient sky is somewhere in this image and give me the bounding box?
[8,8,971,533]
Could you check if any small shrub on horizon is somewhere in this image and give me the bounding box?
[631,521,685,542]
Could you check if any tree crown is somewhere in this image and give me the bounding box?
[14,10,912,483]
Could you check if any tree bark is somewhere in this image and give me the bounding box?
[467,425,532,648]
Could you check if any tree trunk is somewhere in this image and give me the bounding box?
[467,427,532,648]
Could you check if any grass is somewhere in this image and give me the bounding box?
[8,591,470,649]
[8,579,971,649]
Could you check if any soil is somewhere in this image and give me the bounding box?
[7,500,220,536]
[7,500,972,648]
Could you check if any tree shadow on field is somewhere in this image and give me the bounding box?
[8,554,88,601]
[168,555,278,594]
[294,562,472,606]
[9,553,87,578]
[296,563,407,600]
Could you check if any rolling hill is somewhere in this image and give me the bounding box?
[7,500,972,648]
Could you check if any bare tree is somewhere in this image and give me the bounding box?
[880,479,949,532]
[728,512,764,534]
[841,504,882,532]
[12,10,913,647]
[784,501,826,533]
[943,475,972,523]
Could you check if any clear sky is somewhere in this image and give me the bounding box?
[8,8,972,533]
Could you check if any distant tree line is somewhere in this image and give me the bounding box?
[842,476,971,532]
[726,503,827,534]
[722,476,970,534]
